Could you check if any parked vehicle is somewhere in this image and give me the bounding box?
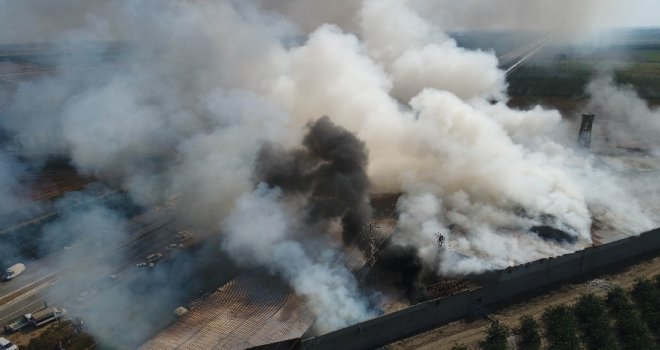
[2,263,25,281]
[3,307,65,333]
[145,253,162,263]
[4,314,31,333]
[30,307,65,327]
[166,243,183,250]
[175,230,193,242]
[0,337,18,350]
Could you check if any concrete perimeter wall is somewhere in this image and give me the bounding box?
[301,228,660,350]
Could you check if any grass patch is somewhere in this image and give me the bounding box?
[25,320,96,350]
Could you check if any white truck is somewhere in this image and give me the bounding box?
[3,307,66,333]
[30,307,65,327]
[2,264,25,281]
[0,337,19,350]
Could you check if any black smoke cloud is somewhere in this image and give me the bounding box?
[371,243,428,303]
[256,116,372,248]
[257,116,428,304]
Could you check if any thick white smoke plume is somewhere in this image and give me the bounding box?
[582,75,660,227]
[586,75,660,151]
[0,0,657,343]
[222,184,376,332]
[359,0,506,103]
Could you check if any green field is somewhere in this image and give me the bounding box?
[505,29,660,99]
[454,28,660,100]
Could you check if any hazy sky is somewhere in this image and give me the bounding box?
[409,0,660,34]
[606,0,660,27]
[0,0,659,45]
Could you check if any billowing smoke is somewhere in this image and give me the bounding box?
[371,244,428,303]
[0,0,658,345]
[0,154,34,267]
[582,74,660,226]
[0,153,27,214]
[38,188,128,257]
[586,75,660,151]
[225,117,377,331]
[221,183,376,333]
[256,116,371,248]
[359,0,506,103]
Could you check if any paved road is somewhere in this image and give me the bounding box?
[0,205,180,327]
[498,36,552,76]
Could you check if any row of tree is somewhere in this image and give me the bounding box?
[450,275,660,350]
[451,314,543,350]
[631,278,660,339]
[607,285,656,349]
[542,305,581,350]
[573,293,618,350]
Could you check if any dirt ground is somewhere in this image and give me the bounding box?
[387,253,660,350]
[4,320,55,347]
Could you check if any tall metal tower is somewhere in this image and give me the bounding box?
[577,113,595,149]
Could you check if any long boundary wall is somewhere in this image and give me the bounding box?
[301,228,660,350]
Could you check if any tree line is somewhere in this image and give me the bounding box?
[451,275,660,350]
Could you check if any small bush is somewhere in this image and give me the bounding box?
[479,319,510,350]
[516,315,541,350]
[452,343,470,350]
[606,287,655,350]
[631,278,660,338]
[25,320,96,350]
[542,305,580,350]
[573,293,619,350]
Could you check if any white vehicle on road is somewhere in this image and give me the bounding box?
[2,263,25,281]
[30,307,65,327]
[175,230,193,242]
[145,253,163,263]
[0,337,18,350]
[166,243,183,250]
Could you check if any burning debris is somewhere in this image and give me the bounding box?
[425,278,471,299]
[531,226,578,244]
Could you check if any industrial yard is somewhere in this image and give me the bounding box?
[2,2,660,350]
